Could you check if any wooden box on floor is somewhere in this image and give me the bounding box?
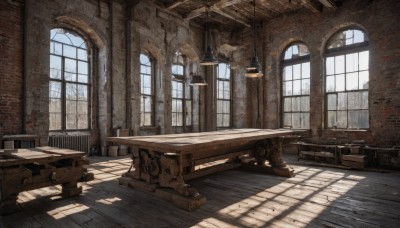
[341,154,367,169]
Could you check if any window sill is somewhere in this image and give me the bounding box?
[323,129,369,132]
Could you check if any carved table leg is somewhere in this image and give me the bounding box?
[62,181,82,197]
[0,194,19,215]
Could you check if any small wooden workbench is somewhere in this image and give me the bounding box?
[0,147,94,215]
[106,128,299,211]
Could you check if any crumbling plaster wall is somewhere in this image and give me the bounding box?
[263,0,400,146]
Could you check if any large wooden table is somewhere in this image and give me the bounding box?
[0,147,94,215]
[106,128,299,210]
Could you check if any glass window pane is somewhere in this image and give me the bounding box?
[223,114,230,127]
[348,92,360,109]
[77,101,88,114]
[292,97,300,112]
[346,72,359,90]
[144,113,151,126]
[145,97,152,113]
[66,100,77,115]
[337,111,347,128]
[301,79,310,95]
[301,113,310,129]
[301,62,310,79]
[177,113,183,126]
[359,51,369,71]
[78,48,87,60]
[359,110,369,128]
[63,45,77,59]
[65,72,76,82]
[224,81,230,99]
[49,113,62,130]
[326,57,335,75]
[78,74,88,83]
[346,53,358,72]
[50,55,62,71]
[301,96,310,112]
[223,101,230,113]
[217,114,222,127]
[77,85,88,101]
[337,93,347,110]
[354,30,365,43]
[77,114,88,129]
[292,113,301,129]
[65,58,76,73]
[359,71,369,89]
[78,61,88,74]
[284,66,292,81]
[335,55,345,74]
[49,98,61,113]
[284,113,292,128]
[326,76,335,92]
[49,81,61,98]
[293,80,301,95]
[284,98,292,112]
[66,83,77,100]
[327,111,337,128]
[360,91,368,109]
[50,69,61,79]
[327,94,337,111]
[293,64,301,79]
[348,110,360,129]
[336,74,345,92]
[284,81,292,96]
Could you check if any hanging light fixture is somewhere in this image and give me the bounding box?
[245,0,263,77]
[200,0,218,65]
[189,72,208,86]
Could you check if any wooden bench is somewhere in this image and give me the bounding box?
[0,147,94,215]
[292,141,339,164]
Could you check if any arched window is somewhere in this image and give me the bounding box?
[282,43,310,129]
[140,53,154,127]
[216,63,231,128]
[325,29,369,129]
[171,51,192,127]
[49,28,90,130]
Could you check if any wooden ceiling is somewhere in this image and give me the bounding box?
[154,0,343,29]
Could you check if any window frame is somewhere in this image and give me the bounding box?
[324,28,370,129]
[281,43,311,129]
[216,62,232,128]
[49,28,91,131]
[140,53,155,127]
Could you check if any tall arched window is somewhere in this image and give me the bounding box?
[49,28,90,131]
[140,53,154,127]
[325,29,369,129]
[171,51,192,127]
[216,63,231,128]
[282,43,310,129]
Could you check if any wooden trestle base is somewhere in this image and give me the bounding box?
[0,147,94,215]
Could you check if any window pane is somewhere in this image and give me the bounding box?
[292,97,300,112]
[65,72,76,82]
[49,81,61,98]
[66,100,77,115]
[65,58,76,73]
[326,57,335,75]
[77,101,88,114]
[145,97,152,113]
[78,48,87,60]
[50,55,62,71]
[327,111,336,128]
[359,110,369,128]
[223,101,230,113]
[284,66,292,81]
[301,79,310,95]
[337,111,347,128]
[284,81,292,96]
[78,74,88,83]
[284,98,291,112]
[177,113,183,126]
[359,71,369,89]
[293,64,301,79]
[336,74,345,92]
[326,76,335,92]
[284,113,292,128]
[348,92,360,109]
[360,91,368,109]
[292,113,301,129]
[144,113,151,126]
[359,51,369,70]
[327,94,337,111]
[337,93,347,110]
[77,85,88,101]
[346,72,359,90]
[223,114,230,127]
[301,62,310,79]
[49,113,62,130]
[77,114,88,129]
[217,114,222,127]
[335,55,345,74]
[49,98,61,113]
[63,45,77,59]
[50,69,61,79]
[78,61,88,74]
[293,80,301,95]
[346,53,358,73]
[301,113,310,129]
[348,110,360,129]
[66,83,77,100]
[301,96,310,112]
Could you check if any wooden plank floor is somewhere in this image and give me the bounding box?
[1,155,399,228]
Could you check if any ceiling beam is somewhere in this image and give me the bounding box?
[213,8,251,27]
[318,0,337,9]
[300,0,322,13]
[166,0,190,10]
[185,0,244,20]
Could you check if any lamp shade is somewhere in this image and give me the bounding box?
[189,73,208,86]
[245,56,263,77]
[200,46,218,65]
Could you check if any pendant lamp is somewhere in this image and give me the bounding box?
[189,72,208,86]
[200,0,218,65]
[245,0,263,77]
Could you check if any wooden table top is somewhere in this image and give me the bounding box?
[0,147,85,167]
[106,128,298,153]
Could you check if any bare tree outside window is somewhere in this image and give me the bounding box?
[49,28,89,131]
[325,29,369,129]
[282,43,310,129]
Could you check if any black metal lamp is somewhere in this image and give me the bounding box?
[189,72,208,86]
[200,1,218,65]
[245,0,263,77]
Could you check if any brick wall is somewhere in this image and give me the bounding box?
[0,0,24,139]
